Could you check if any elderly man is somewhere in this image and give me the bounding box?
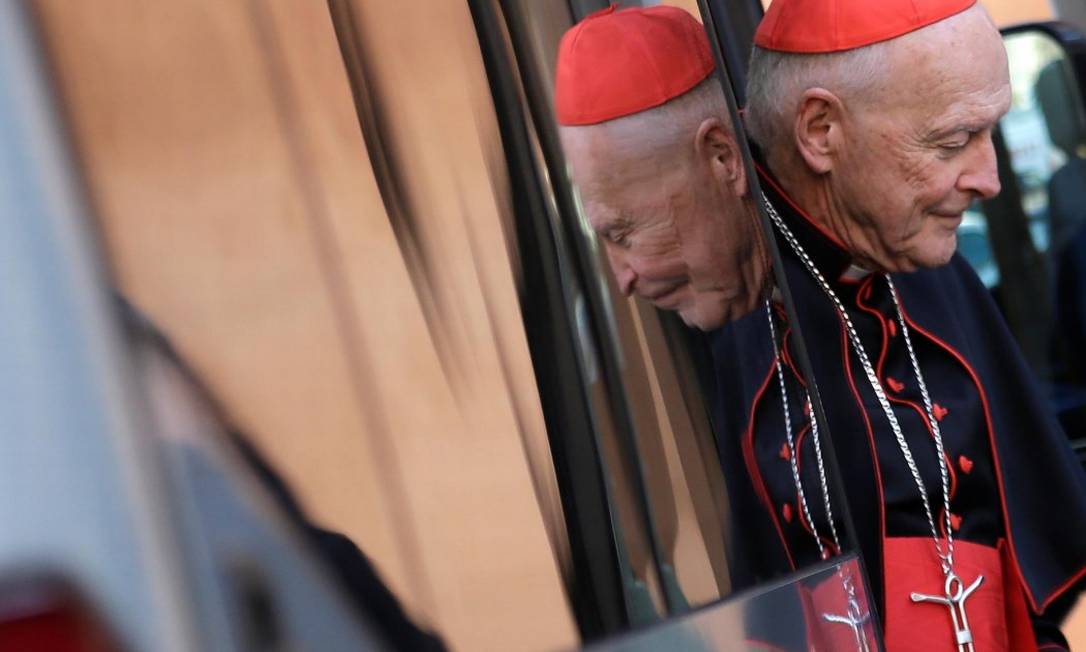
[740,0,1086,649]
[557,2,1086,650]
[555,4,771,331]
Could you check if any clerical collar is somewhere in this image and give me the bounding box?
[840,264,873,282]
[755,164,858,284]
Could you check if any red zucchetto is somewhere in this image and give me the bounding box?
[555,4,715,126]
[755,0,976,53]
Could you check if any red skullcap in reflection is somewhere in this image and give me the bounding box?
[555,4,715,126]
[755,0,976,53]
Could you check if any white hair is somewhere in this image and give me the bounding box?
[744,4,994,160]
[744,42,890,157]
[562,77,731,163]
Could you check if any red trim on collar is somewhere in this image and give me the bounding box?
[755,163,850,252]
[854,276,889,373]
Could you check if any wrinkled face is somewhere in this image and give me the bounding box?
[562,124,764,330]
[831,8,1011,272]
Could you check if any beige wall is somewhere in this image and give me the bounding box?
[32,1,577,650]
[982,0,1054,25]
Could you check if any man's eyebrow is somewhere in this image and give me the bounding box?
[924,107,1007,141]
[609,213,634,232]
[923,120,991,142]
[593,209,627,228]
[594,213,633,240]
[586,206,617,232]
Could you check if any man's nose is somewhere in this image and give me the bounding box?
[615,263,637,296]
[958,136,1002,200]
[607,248,638,296]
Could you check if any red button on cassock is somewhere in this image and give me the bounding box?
[933,403,949,421]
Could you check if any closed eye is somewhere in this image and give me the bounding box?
[940,133,972,150]
[936,130,979,156]
[601,217,633,248]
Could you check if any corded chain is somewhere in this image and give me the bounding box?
[766,299,865,648]
[765,300,842,557]
[763,193,956,575]
[886,276,956,570]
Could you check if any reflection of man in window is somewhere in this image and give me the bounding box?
[557,2,1086,650]
[556,5,771,331]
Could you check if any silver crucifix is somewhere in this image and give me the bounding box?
[821,593,873,652]
[910,572,984,652]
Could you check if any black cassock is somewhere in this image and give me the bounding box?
[708,169,1086,649]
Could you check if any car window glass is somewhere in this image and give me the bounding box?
[519,0,872,635]
[959,27,1086,464]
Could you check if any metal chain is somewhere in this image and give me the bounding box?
[768,300,866,651]
[764,194,955,575]
[886,278,956,568]
[808,380,844,553]
[766,300,842,557]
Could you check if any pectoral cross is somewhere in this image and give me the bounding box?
[910,572,984,652]
[822,595,873,652]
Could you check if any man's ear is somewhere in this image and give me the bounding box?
[793,88,844,175]
[697,118,747,197]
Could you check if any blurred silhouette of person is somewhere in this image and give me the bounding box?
[116,296,446,652]
[1036,58,1086,428]
[1037,59,1086,261]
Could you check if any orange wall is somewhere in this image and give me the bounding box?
[982,0,1054,25]
[32,2,578,650]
